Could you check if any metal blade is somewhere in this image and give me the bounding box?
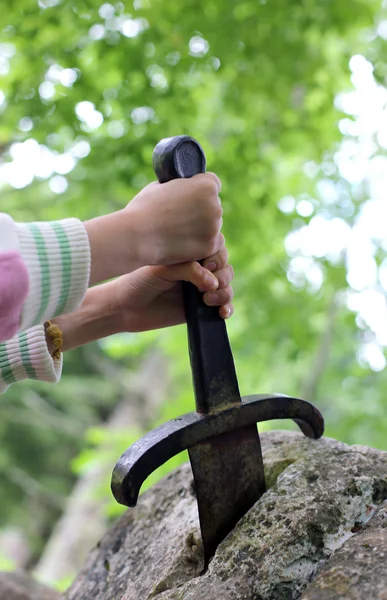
[189,423,265,566]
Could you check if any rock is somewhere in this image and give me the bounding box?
[301,501,387,599]
[65,463,203,600]
[64,430,387,600]
[0,570,60,600]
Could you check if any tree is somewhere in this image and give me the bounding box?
[0,0,386,585]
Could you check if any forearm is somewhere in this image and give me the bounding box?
[0,209,144,343]
[0,284,121,394]
[48,282,122,352]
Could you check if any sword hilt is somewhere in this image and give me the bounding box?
[152,136,241,414]
[153,135,206,182]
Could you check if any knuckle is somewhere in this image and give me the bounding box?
[201,177,218,197]
[225,286,234,303]
[212,221,222,237]
[214,204,223,220]
[197,189,222,217]
[206,172,222,192]
[217,233,225,249]
[205,222,221,241]
[203,241,215,257]
[204,239,218,257]
[216,267,231,288]
[216,247,228,268]
[217,273,227,288]
[221,245,228,261]
[205,172,221,191]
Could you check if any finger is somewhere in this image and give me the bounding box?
[157,261,219,291]
[203,285,234,307]
[142,181,160,190]
[219,303,234,320]
[212,264,234,289]
[206,172,222,193]
[203,171,222,194]
[190,172,221,194]
[209,232,225,257]
[202,246,229,272]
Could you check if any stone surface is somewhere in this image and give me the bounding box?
[64,430,387,600]
[0,570,60,600]
[65,462,203,600]
[301,501,387,599]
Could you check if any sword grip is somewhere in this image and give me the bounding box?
[152,136,241,414]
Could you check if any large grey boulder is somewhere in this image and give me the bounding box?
[301,500,387,599]
[0,570,60,600]
[65,430,387,600]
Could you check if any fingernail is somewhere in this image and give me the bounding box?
[206,262,217,272]
[225,306,232,318]
[204,274,218,290]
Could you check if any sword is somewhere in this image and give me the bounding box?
[111,135,324,568]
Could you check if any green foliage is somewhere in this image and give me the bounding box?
[0,0,387,572]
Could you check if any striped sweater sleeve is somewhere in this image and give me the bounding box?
[16,218,91,330]
[0,214,91,393]
[0,326,62,394]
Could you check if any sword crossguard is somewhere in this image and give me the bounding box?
[111,394,324,507]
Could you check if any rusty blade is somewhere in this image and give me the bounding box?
[188,424,264,565]
[181,287,266,565]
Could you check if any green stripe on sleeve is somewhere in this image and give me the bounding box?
[51,221,72,317]
[18,333,38,380]
[0,345,16,384]
[28,223,51,325]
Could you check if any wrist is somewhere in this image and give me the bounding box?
[121,205,152,268]
[85,209,144,285]
[47,284,122,353]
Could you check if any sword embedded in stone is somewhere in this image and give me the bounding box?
[111,135,324,567]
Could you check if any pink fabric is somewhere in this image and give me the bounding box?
[0,251,29,342]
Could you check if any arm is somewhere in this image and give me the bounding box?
[0,253,234,394]
[48,252,234,352]
[0,173,222,341]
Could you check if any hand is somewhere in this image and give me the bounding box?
[50,248,234,352]
[125,173,223,266]
[112,246,234,333]
[84,173,223,285]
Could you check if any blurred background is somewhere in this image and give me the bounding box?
[1,0,387,591]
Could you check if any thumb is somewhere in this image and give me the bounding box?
[154,262,219,291]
